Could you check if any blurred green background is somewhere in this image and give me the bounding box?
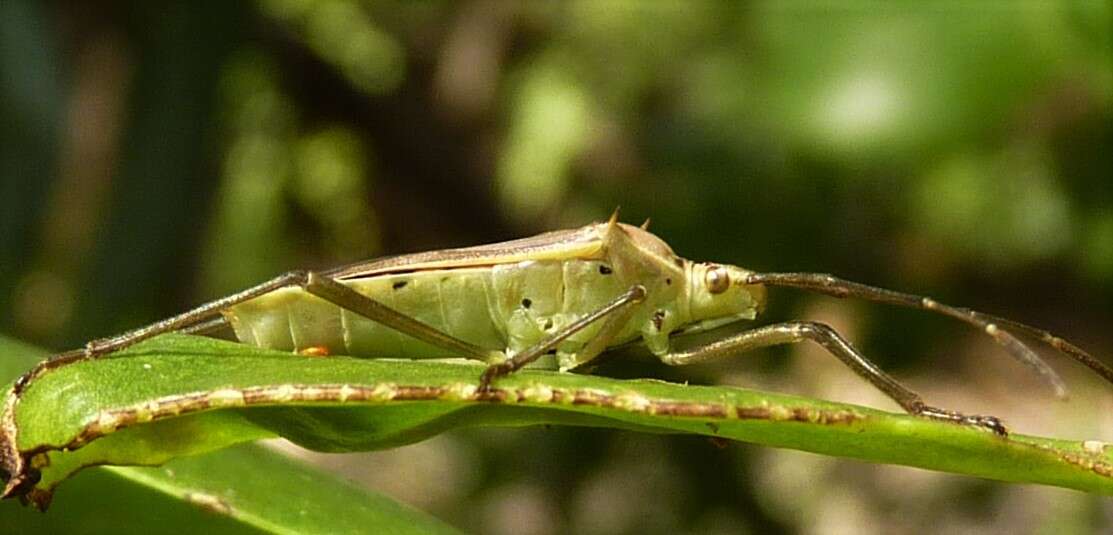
[2,1,1111,533]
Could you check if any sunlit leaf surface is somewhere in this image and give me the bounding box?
[0,336,459,535]
[5,333,1112,510]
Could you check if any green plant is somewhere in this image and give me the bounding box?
[3,334,1111,532]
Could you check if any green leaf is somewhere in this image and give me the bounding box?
[2,443,459,535]
[103,443,460,535]
[4,333,1113,511]
[0,336,459,535]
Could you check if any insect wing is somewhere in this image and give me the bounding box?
[328,225,605,279]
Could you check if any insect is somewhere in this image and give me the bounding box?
[4,213,1113,498]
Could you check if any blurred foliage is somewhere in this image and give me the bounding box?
[1,1,1111,533]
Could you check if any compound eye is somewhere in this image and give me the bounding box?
[705,266,730,294]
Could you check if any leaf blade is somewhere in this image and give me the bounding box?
[107,443,460,535]
[0,335,461,534]
[5,333,1112,500]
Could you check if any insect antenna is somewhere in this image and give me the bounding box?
[975,314,1113,386]
[743,272,1113,399]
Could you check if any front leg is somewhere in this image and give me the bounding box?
[660,321,1008,435]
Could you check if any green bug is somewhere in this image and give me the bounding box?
[5,212,1112,498]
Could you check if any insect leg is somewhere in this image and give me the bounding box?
[479,285,647,390]
[301,272,502,363]
[744,272,1113,397]
[13,271,315,394]
[181,317,231,336]
[14,270,502,395]
[660,321,1008,435]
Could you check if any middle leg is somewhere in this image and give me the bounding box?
[479,285,647,390]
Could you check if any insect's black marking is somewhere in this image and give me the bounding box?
[546,349,557,355]
[544,318,554,330]
[665,278,672,286]
[392,280,408,290]
[652,310,666,331]
[599,265,613,275]
[522,298,532,309]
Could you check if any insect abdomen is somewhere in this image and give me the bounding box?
[344,268,506,358]
[222,258,629,361]
[223,267,505,358]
